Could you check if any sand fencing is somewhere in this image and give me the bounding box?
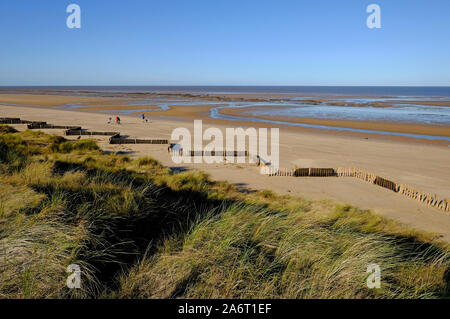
[1,118,38,124]
[64,129,168,145]
[1,118,168,145]
[27,123,82,130]
[259,163,449,212]
[64,129,118,136]
[1,118,81,130]
[168,145,249,159]
[110,138,168,144]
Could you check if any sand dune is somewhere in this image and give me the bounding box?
[1,103,450,241]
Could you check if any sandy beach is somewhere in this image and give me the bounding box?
[1,101,450,241]
[2,92,449,145]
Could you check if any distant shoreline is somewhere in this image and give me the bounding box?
[1,85,450,97]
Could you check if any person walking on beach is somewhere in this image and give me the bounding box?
[116,116,121,125]
[141,113,145,123]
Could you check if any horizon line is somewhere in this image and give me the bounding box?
[1,85,450,88]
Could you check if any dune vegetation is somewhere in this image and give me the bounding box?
[0,125,449,299]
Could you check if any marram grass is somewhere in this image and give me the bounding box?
[0,126,448,299]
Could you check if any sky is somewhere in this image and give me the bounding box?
[0,0,449,86]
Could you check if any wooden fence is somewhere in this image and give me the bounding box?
[294,168,309,176]
[256,158,449,212]
[0,117,24,124]
[397,184,449,211]
[1,117,36,124]
[309,168,335,177]
[109,138,168,145]
[1,117,168,146]
[65,129,119,137]
[374,176,397,192]
[0,118,80,129]
[168,148,248,158]
[28,124,82,130]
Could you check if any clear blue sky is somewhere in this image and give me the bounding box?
[1,0,449,86]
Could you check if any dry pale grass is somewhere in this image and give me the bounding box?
[0,127,449,299]
[119,205,450,299]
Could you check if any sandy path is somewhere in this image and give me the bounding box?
[1,104,450,241]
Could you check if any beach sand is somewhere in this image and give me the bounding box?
[1,103,450,241]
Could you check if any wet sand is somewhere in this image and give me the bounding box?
[1,92,449,146]
[219,106,450,138]
[81,104,449,146]
[2,91,450,106]
[1,103,450,241]
[0,94,128,106]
